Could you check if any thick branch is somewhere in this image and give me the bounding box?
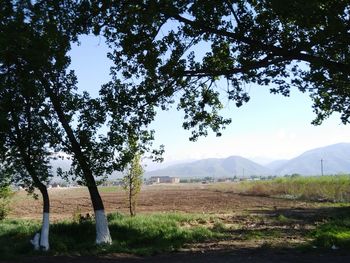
[166,11,350,75]
[182,55,285,77]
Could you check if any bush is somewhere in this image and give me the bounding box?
[0,186,12,220]
[0,201,10,220]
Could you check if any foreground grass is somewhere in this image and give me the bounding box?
[311,208,350,249]
[0,219,39,258]
[235,175,350,202]
[0,212,225,259]
[1,209,350,259]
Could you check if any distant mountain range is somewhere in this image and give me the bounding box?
[145,143,350,178]
[50,143,350,179]
[274,143,350,176]
[146,156,271,178]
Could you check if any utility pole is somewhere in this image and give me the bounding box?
[320,159,324,176]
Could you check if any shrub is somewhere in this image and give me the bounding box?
[0,186,12,220]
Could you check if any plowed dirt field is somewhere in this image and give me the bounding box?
[10,183,321,220]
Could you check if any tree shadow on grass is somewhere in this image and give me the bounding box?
[2,206,350,262]
[237,205,350,249]
[106,215,221,255]
[0,220,40,259]
[0,214,222,260]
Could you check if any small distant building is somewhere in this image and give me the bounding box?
[149,176,180,184]
[50,182,61,188]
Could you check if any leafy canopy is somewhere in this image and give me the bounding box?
[87,0,350,139]
[0,0,163,189]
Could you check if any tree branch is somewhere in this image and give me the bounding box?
[226,0,241,27]
[181,55,286,77]
[165,11,350,75]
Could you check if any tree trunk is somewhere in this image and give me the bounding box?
[129,181,133,216]
[44,84,112,244]
[88,186,112,244]
[28,180,50,251]
[94,209,112,244]
[17,147,51,251]
[38,184,50,251]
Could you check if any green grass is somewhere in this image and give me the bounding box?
[311,217,350,249]
[106,212,224,254]
[242,229,283,241]
[0,212,226,259]
[235,175,350,203]
[0,219,41,259]
[275,214,291,223]
[97,186,122,193]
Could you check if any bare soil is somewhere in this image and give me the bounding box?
[10,183,322,220]
[7,183,350,263]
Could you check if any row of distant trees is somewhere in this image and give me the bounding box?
[1,0,349,251]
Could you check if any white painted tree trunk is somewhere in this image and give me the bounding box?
[30,212,50,251]
[95,209,112,244]
[39,212,50,251]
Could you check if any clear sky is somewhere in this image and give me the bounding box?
[69,35,350,168]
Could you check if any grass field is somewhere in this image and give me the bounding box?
[232,175,350,202]
[0,212,225,259]
[2,177,350,260]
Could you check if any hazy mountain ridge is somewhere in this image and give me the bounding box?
[51,143,350,179]
[146,156,272,178]
[265,160,289,170]
[146,143,350,178]
[275,143,350,175]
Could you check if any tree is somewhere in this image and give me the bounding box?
[0,0,64,250]
[0,0,113,245]
[0,89,54,251]
[122,153,144,217]
[93,0,350,138]
[0,0,163,245]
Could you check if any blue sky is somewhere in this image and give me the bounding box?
[69,35,350,167]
